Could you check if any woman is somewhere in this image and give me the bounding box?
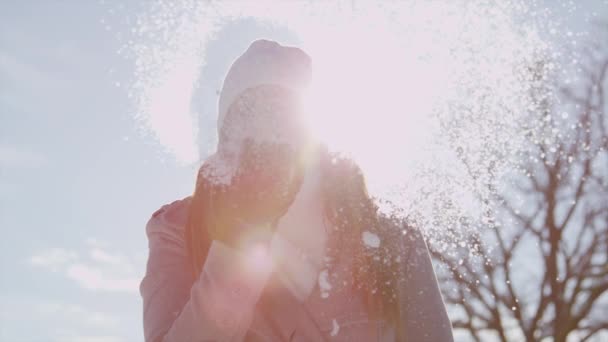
[140,39,453,341]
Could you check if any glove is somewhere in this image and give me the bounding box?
[208,139,306,250]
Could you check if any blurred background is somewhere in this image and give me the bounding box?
[1,1,607,341]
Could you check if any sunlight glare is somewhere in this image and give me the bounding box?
[127,0,551,237]
[300,11,445,189]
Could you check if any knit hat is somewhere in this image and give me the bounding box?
[217,39,312,134]
[201,40,312,186]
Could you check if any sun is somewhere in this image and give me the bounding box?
[132,0,542,226]
[297,14,445,190]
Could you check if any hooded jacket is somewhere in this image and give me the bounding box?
[139,197,454,341]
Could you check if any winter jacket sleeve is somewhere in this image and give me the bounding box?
[139,199,273,342]
[398,225,454,341]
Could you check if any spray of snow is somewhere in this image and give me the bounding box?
[362,231,381,249]
[318,268,332,299]
[121,0,580,248]
[197,153,236,186]
[330,318,340,337]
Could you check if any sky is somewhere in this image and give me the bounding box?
[0,2,303,341]
[0,1,606,341]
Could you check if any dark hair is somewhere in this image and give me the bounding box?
[317,149,402,330]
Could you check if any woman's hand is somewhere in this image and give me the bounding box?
[208,140,306,250]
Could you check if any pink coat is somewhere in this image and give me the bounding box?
[140,197,453,341]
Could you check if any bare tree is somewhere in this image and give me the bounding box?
[430,26,608,342]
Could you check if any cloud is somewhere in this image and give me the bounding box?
[28,247,78,272]
[0,51,55,90]
[66,262,139,293]
[0,294,128,341]
[90,247,126,265]
[34,301,119,329]
[28,241,141,294]
[0,145,46,168]
[58,335,126,342]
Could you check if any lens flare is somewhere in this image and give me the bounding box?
[126,0,560,240]
[242,243,274,276]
